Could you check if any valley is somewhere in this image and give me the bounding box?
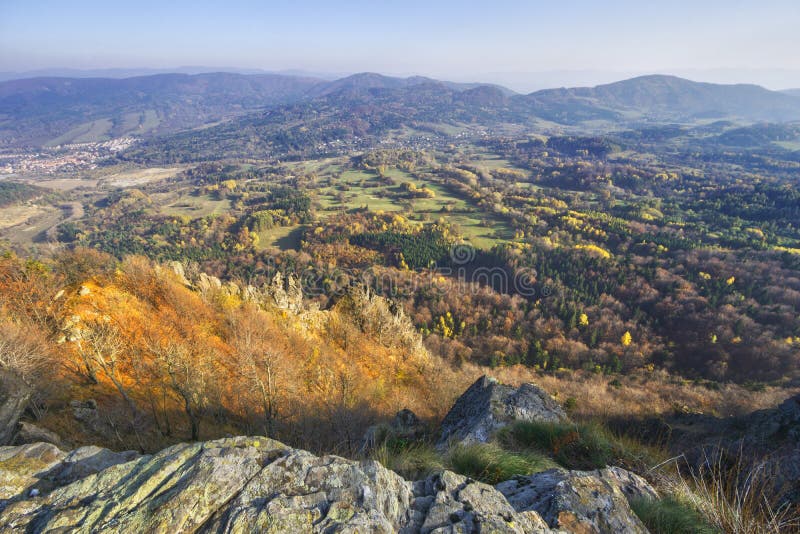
[2,69,800,533]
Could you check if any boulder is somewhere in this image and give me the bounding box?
[165,261,192,286]
[497,467,657,533]
[12,422,65,448]
[437,376,567,449]
[360,408,426,453]
[196,272,223,293]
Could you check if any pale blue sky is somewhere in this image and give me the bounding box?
[1,0,799,89]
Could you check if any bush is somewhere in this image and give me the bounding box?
[446,443,556,485]
[631,496,719,534]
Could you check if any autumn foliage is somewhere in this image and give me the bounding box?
[1,248,797,456]
[0,249,453,453]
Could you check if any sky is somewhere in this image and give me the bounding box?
[1,0,799,91]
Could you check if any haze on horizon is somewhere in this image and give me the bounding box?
[1,0,799,91]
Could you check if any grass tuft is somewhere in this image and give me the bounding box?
[660,452,800,534]
[370,442,443,481]
[446,442,557,485]
[500,420,665,471]
[631,496,719,534]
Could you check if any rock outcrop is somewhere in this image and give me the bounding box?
[497,467,657,534]
[265,271,304,313]
[0,442,138,502]
[0,437,654,533]
[673,392,800,507]
[438,376,568,449]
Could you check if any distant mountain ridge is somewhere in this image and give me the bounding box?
[0,72,325,147]
[527,75,800,122]
[3,71,800,148]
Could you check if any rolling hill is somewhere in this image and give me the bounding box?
[0,72,325,147]
[3,72,800,151]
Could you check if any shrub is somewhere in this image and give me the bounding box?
[631,496,719,534]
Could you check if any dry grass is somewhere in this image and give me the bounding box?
[0,204,49,229]
[479,365,800,421]
[656,452,800,534]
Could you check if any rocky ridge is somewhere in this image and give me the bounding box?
[0,436,655,533]
[0,376,658,533]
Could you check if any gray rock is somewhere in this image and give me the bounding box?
[437,376,567,449]
[70,398,98,422]
[412,470,554,533]
[47,445,141,486]
[674,393,800,506]
[196,272,223,293]
[165,261,191,286]
[0,442,65,501]
[0,441,140,514]
[12,423,65,448]
[0,437,561,533]
[497,467,656,533]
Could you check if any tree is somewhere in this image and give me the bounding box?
[0,319,53,445]
[78,319,146,450]
[621,331,633,347]
[146,333,214,441]
[228,305,284,436]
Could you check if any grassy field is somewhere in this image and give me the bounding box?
[102,166,183,188]
[158,194,232,217]
[0,204,49,230]
[775,140,800,151]
[45,118,113,146]
[27,178,99,191]
[118,110,160,135]
[256,224,305,250]
[0,204,62,245]
[303,160,514,250]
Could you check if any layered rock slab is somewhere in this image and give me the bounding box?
[0,437,562,533]
[0,435,659,533]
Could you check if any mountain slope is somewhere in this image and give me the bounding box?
[5,72,800,151]
[0,72,325,147]
[528,75,800,122]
